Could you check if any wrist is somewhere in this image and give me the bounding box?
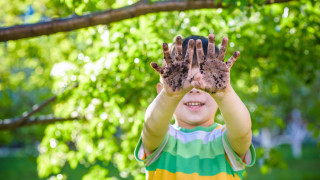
[161,89,185,100]
[210,84,234,102]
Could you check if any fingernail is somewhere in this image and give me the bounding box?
[189,39,195,46]
[234,51,240,57]
[196,40,202,48]
[162,43,168,50]
[176,36,182,42]
[151,62,157,68]
[209,34,215,42]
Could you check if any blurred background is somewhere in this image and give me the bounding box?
[0,0,319,179]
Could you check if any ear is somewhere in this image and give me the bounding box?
[157,83,163,94]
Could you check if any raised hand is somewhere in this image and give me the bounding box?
[192,34,240,94]
[150,36,195,96]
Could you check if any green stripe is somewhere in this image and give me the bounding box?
[147,152,237,177]
[175,123,218,132]
[163,134,225,159]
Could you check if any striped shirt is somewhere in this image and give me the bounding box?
[134,123,256,180]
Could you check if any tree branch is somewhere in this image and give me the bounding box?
[0,0,295,42]
[0,83,79,130]
[0,96,57,130]
[0,115,85,130]
[23,115,85,127]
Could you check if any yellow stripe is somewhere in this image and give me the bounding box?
[215,124,222,130]
[148,169,240,180]
[214,124,226,132]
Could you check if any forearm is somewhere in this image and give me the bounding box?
[213,85,252,156]
[142,89,183,152]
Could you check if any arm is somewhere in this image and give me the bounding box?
[142,90,183,153]
[143,36,195,154]
[192,34,252,157]
[213,86,252,157]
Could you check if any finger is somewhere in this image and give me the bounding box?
[218,37,228,61]
[175,36,183,61]
[150,62,163,74]
[226,51,240,69]
[184,39,195,65]
[207,34,215,60]
[162,43,172,64]
[191,71,202,87]
[196,39,206,65]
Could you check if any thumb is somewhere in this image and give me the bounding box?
[150,62,163,74]
[191,80,201,89]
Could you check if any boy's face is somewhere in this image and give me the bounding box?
[174,88,218,128]
[157,84,218,128]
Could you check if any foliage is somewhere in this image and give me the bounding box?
[0,0,319,179]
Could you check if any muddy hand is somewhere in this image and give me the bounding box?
[151,36,195,95]
[192,34,240,94]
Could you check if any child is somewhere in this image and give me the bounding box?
[134,34,256,179]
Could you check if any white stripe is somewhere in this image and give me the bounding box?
[138,134,169,166]
[168,125,224,144]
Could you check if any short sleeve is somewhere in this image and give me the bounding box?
[222,129,256,171]
[134,133,169,166]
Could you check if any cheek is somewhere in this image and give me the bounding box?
[205,95,218,109]
[174,101,185,114]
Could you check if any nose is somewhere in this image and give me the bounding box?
[189,88,201,94]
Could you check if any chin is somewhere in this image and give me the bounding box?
[174,103,215,127]
[183,116,208,125]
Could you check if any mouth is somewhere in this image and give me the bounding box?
[184,101,205,111]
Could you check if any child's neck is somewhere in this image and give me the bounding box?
[175,119,215,129]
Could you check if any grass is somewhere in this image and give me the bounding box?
[0,156,124,180]
[245,144,320,180]
[0,144,319,179]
